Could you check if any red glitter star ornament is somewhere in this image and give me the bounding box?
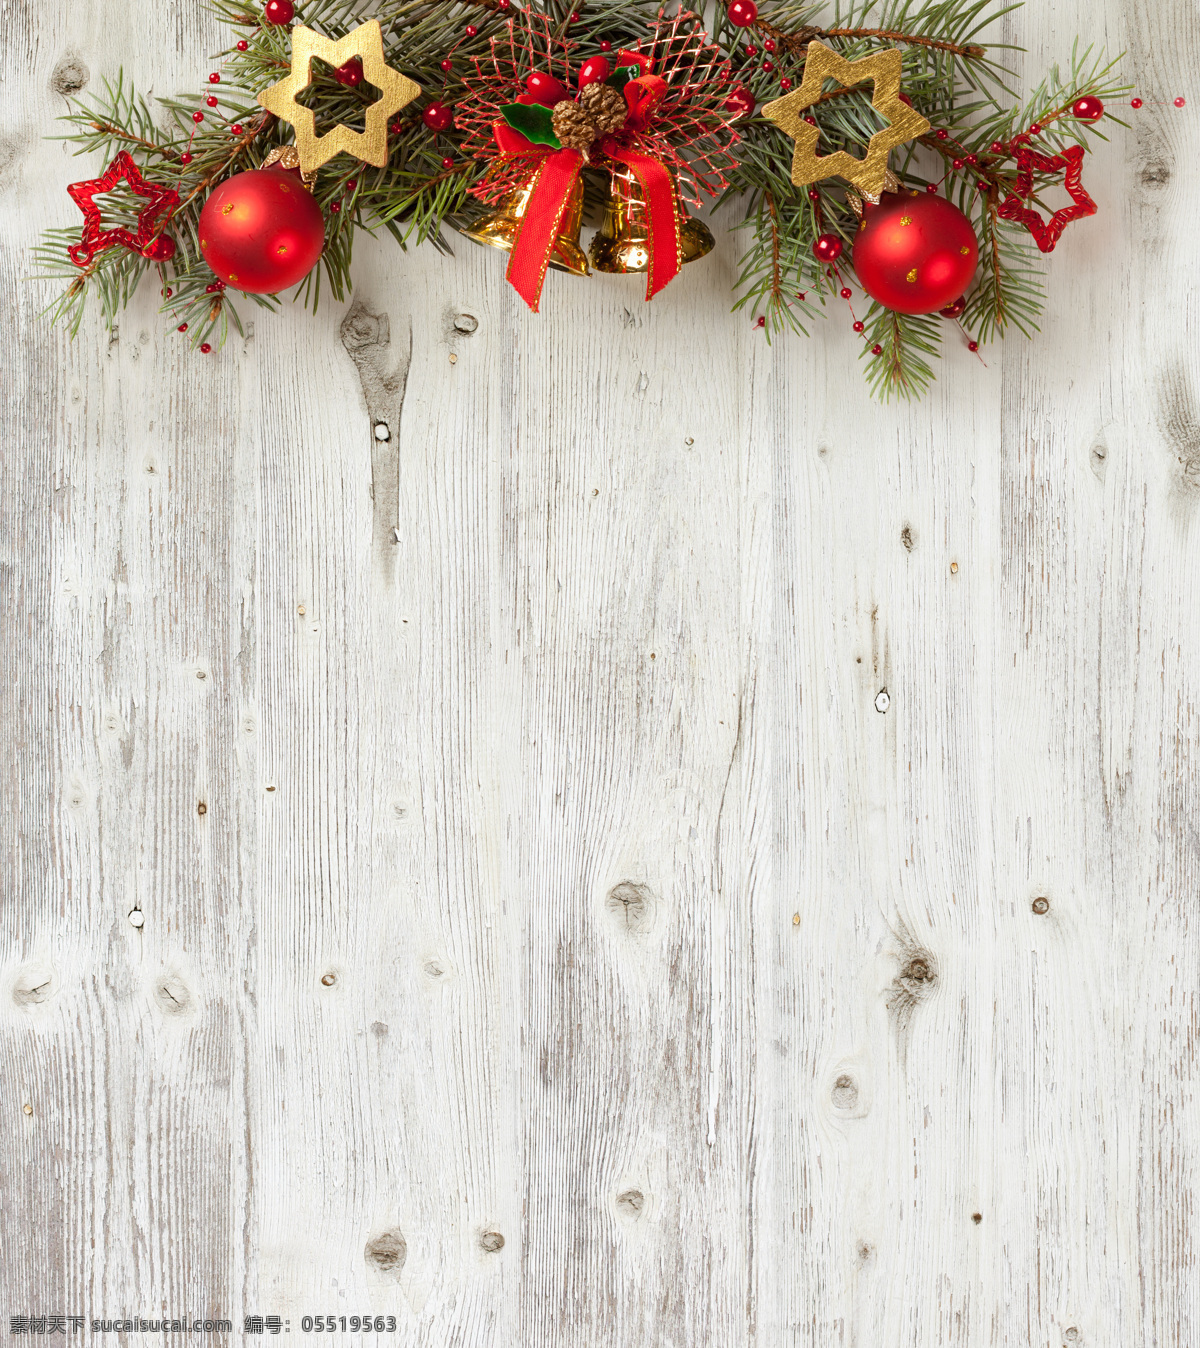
[67,151,180,267]
[996,141,1095,253]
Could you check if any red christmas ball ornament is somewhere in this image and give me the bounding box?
[852,191,978,315]
[728,0,758,26]
[578,55,610,87]
[197,168,325,294]
[144,234,177,261]
[422,101,454,132]
[335,57,364,87]
[526,71,571,106]
[723,85,755,116]
[263,0,293,24]
[813,233,843,263]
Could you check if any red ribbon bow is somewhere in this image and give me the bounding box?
[493,50,683,312]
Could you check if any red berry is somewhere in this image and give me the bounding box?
[780,78,791,90]
[1072,96,1104,121]
[989,140,1005,154]
[745,44,758,56]
[764,38,775,52]
[231,123,243,134]
[1130,97,1143,109]
[804,114,817,126]
[966,154,978,165]
[925,183,938,193]
[839,287,852,299]
[263,0,293,24]
[807,189,819,202]
[935,128,948,140]
[728,0,758,26]
[952,158,964,169]
[1176,96,1187,108]
[797,291,806,301]
[200,343,212,353]
[898,92,912,107]
[762,60,774,72]
[440,59,452,72]
[968,340,979,352]
[422,101,454,132]
[442,156,454,169]
[206,95,219,107]
[579,55,611,87]
[335,57,364,86]
[497,0,510,8]
[206,283,218,293]
[853,321,865,333]
[599,40,612,51]
[938,296,966,319]
[178,323,188,332]
[755,316,765,328]
[163,287,173,297]
[871,344,882,355]
[346,179,357,191]
[209,72,221,84]
[180,152,193,164]
[568,11,580,21]
[813,233,842,263]
[330,201,341,213]
[465,23,477,35]
[723,85,754,117]
[236,39,249,51]
[1028,122,1042,134]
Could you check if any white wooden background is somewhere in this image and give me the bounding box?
[3,0,1198,1342]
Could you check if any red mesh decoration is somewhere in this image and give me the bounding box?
[67,150,180,267]
[454,6,740,209]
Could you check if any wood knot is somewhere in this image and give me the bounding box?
[1031,896,1050,915]
[364,1229,406,1275]
[971,1212,982,1224]
[830,1074,859,1110]
[616,1189,644,1218]
[320,972,337,987]
[479,1230,505,1252]
[605,881,654,934]
[155,974,191,1016]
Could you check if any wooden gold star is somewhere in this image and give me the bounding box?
[760,41,930,201]
[257,21,420,175]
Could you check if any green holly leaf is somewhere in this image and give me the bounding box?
[499,103,561,148]
[605,65,641,92]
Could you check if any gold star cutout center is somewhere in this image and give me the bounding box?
[760,41,930,201]
[257,20,420,175]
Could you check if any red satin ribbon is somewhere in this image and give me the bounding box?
[597,134,681,300]
[503,145,585,312]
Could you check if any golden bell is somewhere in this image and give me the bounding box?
[462,173,589,276]
[588,167,715,274]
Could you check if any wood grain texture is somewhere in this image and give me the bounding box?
[2,0,1199,1343]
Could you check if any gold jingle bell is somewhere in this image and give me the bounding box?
[589,166,715,274]
[462,172,590,276]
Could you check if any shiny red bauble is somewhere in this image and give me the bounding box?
[263,0,294,24]
[422,101,454,132]
[1072,95,1104,121]
[938,295,966,319]
[335,57,364,87]
[728,0,758,26]
[723,85,755,116]
[813,233,843,263]
[852,191,978,314]
[198,168,325,294]
[578,55,610,87]
[143,235,177,261]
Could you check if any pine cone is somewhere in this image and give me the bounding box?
[552,100,597,152]
[578,82,627,135]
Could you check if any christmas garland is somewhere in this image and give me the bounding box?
[37,0,1129,399]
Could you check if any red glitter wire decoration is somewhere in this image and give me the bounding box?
[996,141,1096,253]
[67,150,180,268]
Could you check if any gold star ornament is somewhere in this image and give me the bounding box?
[257,21,420,175]
[760,41,930,200]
